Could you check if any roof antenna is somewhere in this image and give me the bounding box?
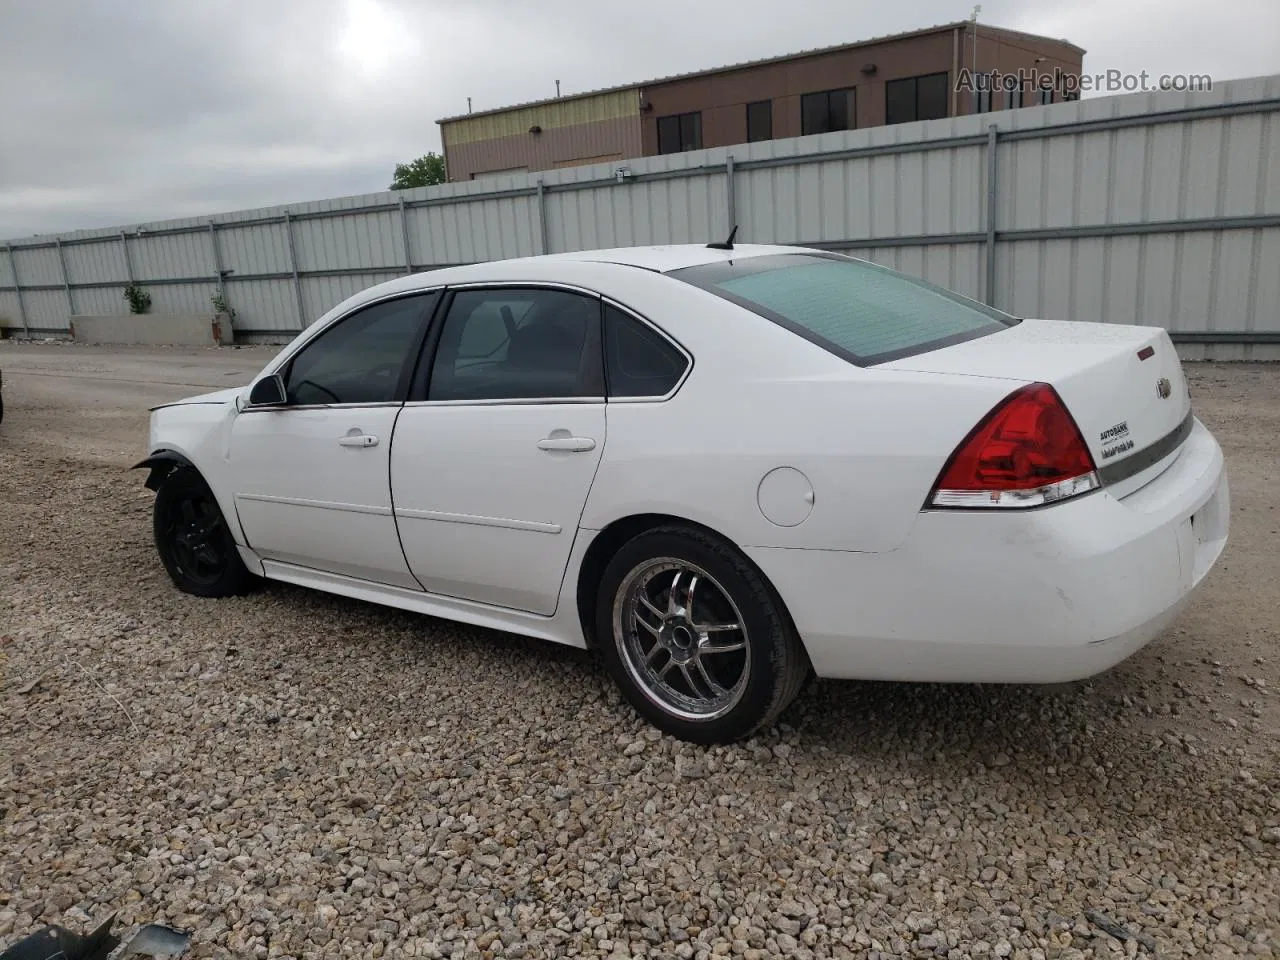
[706,225,738,250]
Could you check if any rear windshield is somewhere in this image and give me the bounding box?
[669,252,1018,366]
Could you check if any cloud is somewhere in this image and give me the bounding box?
[1,0,1275,238]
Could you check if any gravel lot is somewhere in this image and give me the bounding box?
[1,342,1278,960]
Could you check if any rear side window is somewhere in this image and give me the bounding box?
[670,253,1016,365]
[604,305,689,398]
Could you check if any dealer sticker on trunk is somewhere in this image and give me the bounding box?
[1100,420,1134,460]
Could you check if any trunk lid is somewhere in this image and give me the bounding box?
[880,318,1191,487]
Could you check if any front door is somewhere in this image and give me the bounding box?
[391,286,606,615]
[230,292,438,588]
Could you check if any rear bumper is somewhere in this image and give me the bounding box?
[748,417,1229,683]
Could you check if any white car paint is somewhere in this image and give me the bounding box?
[145,244,1229,684]
[390,401,607,615]
[229,403,420,589]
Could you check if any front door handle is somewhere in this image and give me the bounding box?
[537,436,596,453]
[338,434,379,448]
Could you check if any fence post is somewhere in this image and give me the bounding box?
[726,155,737,234]
[4,243,29,338]
[284,211,306,330]
[55,238,75,319]
[536,179,549,255]
[208,221,229,320]
[985,123,999,306]
[120,230,135,284]
[398,196,413,273]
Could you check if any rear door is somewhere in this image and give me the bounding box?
[390,285,606,615]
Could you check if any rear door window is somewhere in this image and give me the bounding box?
[425,287,603,401]
[669,253,1017,365]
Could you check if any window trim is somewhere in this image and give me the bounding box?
[601,297,694,403]
[407,281,607,406]
[245,289,442,412]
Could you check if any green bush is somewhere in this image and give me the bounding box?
[123,282,152,314]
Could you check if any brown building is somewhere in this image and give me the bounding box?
[439,22,1085,182]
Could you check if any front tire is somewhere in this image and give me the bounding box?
[153,466,252,598]
[595,525,809,744]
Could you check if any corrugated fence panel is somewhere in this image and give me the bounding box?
[548,171,727,252]
[225,278,299,334]
[0,291,20,328]
[64,239,128,285]
[130,231,211,281]
[13,245,63,285]
[74,286,126,316]
[300,273,397,326]
[147,282,216,315]
[294,210,400,272]
[219,222,292,276]
[412,195,539,264]
[23,290,69,332]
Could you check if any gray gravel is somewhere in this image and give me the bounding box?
[1,343,1278,959]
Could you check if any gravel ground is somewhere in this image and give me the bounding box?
[1,342,1278,960]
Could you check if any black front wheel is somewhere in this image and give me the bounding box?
[153,467,253,597]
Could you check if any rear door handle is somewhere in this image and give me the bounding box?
[338,434,379,448]
[537,436,596,453]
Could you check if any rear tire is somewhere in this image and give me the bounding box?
[153,466,253,598]
[595,525,809,744]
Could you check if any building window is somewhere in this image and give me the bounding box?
[973,73,993,114]
[1037,86,1054,106]
[1004,86,1023,110]
[657,112,702,153]
[801,89,852,135]
[746,100,772,142]
[886,72,951,125]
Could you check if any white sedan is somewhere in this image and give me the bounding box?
[137,244,1229,743]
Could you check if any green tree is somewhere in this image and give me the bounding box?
[390,152,447,189]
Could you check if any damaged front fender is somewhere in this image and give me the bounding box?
[131,450,195,492]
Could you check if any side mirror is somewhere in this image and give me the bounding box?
[248,374,288,407]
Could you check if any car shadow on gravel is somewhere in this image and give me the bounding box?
[259,576,1178,765]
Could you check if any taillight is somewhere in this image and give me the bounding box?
[929,382,1099,508]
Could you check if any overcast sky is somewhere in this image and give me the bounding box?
[1,0,1276,239]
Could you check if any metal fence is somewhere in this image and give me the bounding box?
[3,74,1279,358]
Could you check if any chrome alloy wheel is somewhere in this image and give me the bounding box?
[612,558,750,721]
